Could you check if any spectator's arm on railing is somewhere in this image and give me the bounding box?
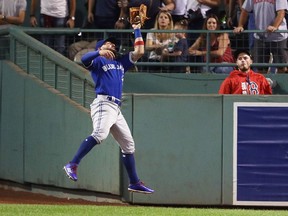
[267,9,286,33]
[233,9,249,33]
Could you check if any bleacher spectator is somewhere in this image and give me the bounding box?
[30,0,76,55]
[188,14,234,74]
[87,0,120,29]
[233,0,288,74]
[0,0,27,59]
[184,0,221,46]
[0,0,26,26]
[161,19,189,73]
[145,10,175,73]
[227,0,253,52]
[170,0,187,23]
[68,0,97,62]
[218,49,272,94]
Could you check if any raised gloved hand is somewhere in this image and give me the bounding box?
[129,4,149,27]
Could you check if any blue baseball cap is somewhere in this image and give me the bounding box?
[95,37,120,51]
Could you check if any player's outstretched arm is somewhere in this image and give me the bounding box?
[131,23,144,62]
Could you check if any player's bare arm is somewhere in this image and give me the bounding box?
[131,23,144,62]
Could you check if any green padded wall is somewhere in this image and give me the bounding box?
[0,61,121,195]
[128,94,223,205]
[0,62,25,183]
[3,60,288,205]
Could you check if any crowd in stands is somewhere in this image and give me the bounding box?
[0,0,287,74]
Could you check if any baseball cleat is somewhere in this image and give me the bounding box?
[63,162,78,181]
[128,181,154,194]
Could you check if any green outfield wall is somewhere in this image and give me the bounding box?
[0,61,121,195]
[1,61,288,206]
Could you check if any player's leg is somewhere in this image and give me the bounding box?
[63,135,97,181]
[64,99,117,181]
[110,119,138,184]
[110,111,154,194]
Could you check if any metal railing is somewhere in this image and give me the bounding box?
[2,26,288,72]
[2,26,95,109]
[1,26,287,108]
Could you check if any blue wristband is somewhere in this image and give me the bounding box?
[134,29,142,38]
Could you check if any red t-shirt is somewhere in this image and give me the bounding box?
[218,70,272,95]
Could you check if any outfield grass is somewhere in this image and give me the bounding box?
[1,204,288,216]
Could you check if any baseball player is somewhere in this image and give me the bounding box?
[218,49,272,95]
[63,23,154,194]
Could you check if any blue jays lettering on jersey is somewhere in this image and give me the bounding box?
[90,53,133,100]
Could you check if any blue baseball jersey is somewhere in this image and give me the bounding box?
[88,53,134,100]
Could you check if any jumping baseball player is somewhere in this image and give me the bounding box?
[63,23,154,194]
[218,49,272,95]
